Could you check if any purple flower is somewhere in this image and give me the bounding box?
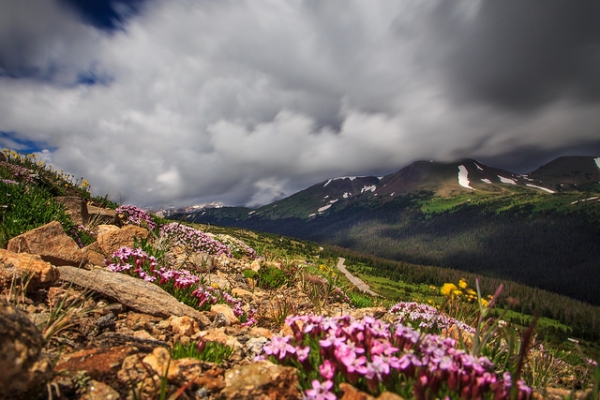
[319,360,336,380]
[296,345,310,362]
[264,335,296,360]
[304,380,336,400]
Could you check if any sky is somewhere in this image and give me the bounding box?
[1,0,600,209]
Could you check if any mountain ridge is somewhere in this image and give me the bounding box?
[170,155,600,306]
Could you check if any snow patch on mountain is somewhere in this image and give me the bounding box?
[329,199,338,204]
[458,165,474,190]
[481,178,492,184]
[343,192,351,198]
[595,157,600,170]
[318,204,332,213]
[571,197,599,205]
[361,185,376,193]
[323,176,359,187]
[474,163,484,171]
[526,184,555,193]
[498,176,516,185]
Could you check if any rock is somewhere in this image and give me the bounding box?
[87,205,118,225]
[54,196,89,226]
[58,266,210,327]
[7,221,86,267]
[169,315,199,337]
[220,360,301,399]
[339,383,406,400]
[244,337,269,359]
[211,304,240,325]
[55,345,137,380]
[80,380,121,400]
[197,327,241,350]
[0,298,52,397]
[123,347,226,396]
[250,259,261,272]
[85,224,148,266]
[126,313,162,330]
[231,287,256,302]
[0,249,60,290]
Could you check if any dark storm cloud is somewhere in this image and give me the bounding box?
[436,0,600,111]
[0,0,598,209]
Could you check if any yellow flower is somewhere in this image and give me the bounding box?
[440,283,458,297]
[211,283,219,289]
[458,279,468,289]
[480,298,489,308]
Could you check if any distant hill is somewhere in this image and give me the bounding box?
[170,156,600,305]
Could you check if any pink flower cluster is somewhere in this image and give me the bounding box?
[262,314,532,400]
[330,287,351,304]
[106,246,256,326]
[116,204,157,230]
[389,301,476,334]
[159,222,232,257]
[106,246,199,287]
[0,161,35,185]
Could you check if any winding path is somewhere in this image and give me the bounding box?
[335,257,379,297]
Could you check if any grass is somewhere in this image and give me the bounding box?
[170,341,233,365]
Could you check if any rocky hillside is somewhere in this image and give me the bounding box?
[1,150,597,399]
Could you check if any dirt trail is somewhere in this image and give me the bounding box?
[335,257,379,297]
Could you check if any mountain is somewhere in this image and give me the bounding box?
[171,156,600,305]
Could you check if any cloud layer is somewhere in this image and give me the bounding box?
[1,0,600,208]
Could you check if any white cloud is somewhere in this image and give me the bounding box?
[1,0,600,208]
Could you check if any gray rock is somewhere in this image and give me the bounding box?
[58,266,210,328]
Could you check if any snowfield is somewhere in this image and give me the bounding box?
[361,185,376,193]
[318,204,332,213]
[324,176,359,187]
[526,184,555,193]
[498,176,516,185]
[571,197,599,205]
[458,165,474,189]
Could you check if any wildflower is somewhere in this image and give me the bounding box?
[319,360,336,380]
[263,335,296,360]
[440,283,458,297]
[296,345,310,362]
[305,380,336,400]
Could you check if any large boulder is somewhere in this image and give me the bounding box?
[87,205,118,226]
[58,266,210,327]
[0,249,59,291]
[7,221,86,267]
[84,225,148,266]
[0,299,51,397]
[54,197,89,226]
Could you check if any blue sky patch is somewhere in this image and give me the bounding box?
[0,132,55,154]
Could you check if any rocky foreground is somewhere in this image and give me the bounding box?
[0,199,592,400]
[0,199,382,399]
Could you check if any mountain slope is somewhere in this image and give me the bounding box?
[172,156,600,305]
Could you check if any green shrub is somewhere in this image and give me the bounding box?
[0,182,75,247]
[243,269,258,279]
[257,267,287,289]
